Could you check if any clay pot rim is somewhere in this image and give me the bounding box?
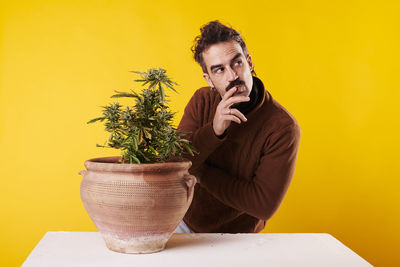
[84,156,192,173]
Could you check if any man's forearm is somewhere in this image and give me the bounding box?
[198,123,301,221]
[181,121,226,173]
[198,163,280,221]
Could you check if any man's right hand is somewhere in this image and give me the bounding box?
[213,87,250,136]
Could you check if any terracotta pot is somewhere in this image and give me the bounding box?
[79,156,196,254]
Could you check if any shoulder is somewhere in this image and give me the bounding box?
[185,86,220,110]
[192,86,219,102]
[256,95,300,153]
[262,91,301,137]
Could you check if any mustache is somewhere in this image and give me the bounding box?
[225,78,245,91]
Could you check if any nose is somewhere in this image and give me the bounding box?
[226,66,238,82]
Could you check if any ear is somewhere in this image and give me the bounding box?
[246,54,254,72]
[203,73,215,88]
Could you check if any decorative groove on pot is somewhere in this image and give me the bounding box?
[79,156,196,254]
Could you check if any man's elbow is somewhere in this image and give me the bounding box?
[254,208,276,221]
[253,198,283,221]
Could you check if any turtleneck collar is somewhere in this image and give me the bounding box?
[235,76,264,115]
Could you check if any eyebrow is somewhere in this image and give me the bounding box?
[209,53,243,72]
[231,53,242,62]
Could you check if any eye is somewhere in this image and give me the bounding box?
[234,60,242,66]
[215,67,224,74]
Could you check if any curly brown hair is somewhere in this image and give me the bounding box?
[192,20,250,74]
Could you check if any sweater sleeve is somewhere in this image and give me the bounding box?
[199,123,301,221]
[178,89,226,172]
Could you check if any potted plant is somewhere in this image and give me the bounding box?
[79,68,196,254]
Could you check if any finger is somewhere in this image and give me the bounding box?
[222,87,237,101]
[223,95,250,108]
[224,114,242,124]
[229,109,247,122]
[223,108,234,115]
[223,109,231,115]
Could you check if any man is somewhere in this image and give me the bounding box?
[174,21,300,233]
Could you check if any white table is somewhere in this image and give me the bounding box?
[22,232,372,267]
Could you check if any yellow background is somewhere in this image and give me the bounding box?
[1,0,399,266]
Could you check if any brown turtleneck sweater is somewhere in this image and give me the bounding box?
[178,76,301,233]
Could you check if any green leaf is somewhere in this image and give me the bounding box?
[87,117,105,124]
[159,83,165,101]
[183,143,195,156]
[133,142,138,151]
[163,81,178,93]
[132,156,141,164]
[111,90,137,98]
[166,80,178,86]
[89,67,196,164]
[137,129,143,144]
[129,70,146,75]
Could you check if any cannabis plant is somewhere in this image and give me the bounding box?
[87,68,195,164]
